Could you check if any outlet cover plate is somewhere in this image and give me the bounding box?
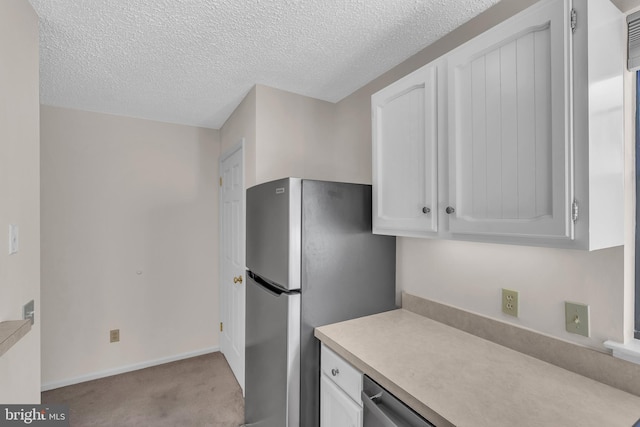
[23,300,34,325]
[502,288,519,317]
[8,224,18,255]
[565,302,589,337]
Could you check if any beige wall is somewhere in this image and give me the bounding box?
[221,87,257,187]
[255,85,305,182]
[220,0,631,349]
[0,0,41,403]
[332,0,630,350]
[35,0,636,393]
[255,85,351,183]
[222,84,370,187]
[40,106,220,388]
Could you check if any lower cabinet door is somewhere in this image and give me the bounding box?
[321,374,363,427]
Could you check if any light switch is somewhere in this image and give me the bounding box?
[8,224,18,255]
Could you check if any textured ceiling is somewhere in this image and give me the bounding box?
[28,0,500,129]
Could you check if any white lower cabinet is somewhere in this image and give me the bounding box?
[321,376,362,427]
[320,344,363,427]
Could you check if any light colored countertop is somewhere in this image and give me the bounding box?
[315,309,640,427]
[0,320,31,358]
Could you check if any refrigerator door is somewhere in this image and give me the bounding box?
[246,178,302,291]
[245,271,301,427]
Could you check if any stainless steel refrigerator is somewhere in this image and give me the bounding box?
[245,178,396,427]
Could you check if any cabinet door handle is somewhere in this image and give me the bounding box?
[445,206,455,214]
[233,275,243,284]
[422,207,431,214]
[331,368,339,377]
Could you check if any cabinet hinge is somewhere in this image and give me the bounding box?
[570,8,577,33]
[219,177,223,187]
[571,200,579,223]
[220,322,223,332]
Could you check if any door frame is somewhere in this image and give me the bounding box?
[218,138,246,392]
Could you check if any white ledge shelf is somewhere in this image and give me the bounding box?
[604,340,640,365]
[0,320,31,358]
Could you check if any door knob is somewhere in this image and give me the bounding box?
[233,275,243,284]
[422,207,431,214]
[445,206,455,214]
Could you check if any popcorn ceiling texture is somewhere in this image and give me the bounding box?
[28,0,499,129]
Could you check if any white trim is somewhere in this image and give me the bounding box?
[219,137,245,163]
[603,340,640,365]
[218,137,246,394]
[41,346,220,392]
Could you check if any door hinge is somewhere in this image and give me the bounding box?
[570,8,577,33]
[571,200,579,223]
[220,322,223,332]
[219,177,222,187]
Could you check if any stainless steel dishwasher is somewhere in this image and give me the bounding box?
[362,375,435,427]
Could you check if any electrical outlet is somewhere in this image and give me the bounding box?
[565,302,589,337]
[502,289,519,317]
[110,329,120,343]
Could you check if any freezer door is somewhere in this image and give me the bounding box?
[246,178,302,291]
[245,272,301,427]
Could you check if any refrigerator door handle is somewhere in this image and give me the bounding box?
[248,270,290,296]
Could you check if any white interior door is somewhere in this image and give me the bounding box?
[219,141,245,393]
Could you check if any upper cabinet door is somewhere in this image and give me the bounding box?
[446,0,572,241]
[372,63,439,236]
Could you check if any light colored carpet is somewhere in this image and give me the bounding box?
[42,352,244,427]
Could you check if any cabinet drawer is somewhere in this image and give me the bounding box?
[321,344,362,405]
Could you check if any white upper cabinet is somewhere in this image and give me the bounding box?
[371,0,624,250]
[572,0,625,250]
[372,63,439,236]
[447,0,571,241]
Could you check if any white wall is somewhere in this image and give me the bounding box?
[0,0,41,403]
[398,240,624,346]
[331,0,631,350]
[40,106,220,387]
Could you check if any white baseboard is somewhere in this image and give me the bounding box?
[41,346,220,392]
